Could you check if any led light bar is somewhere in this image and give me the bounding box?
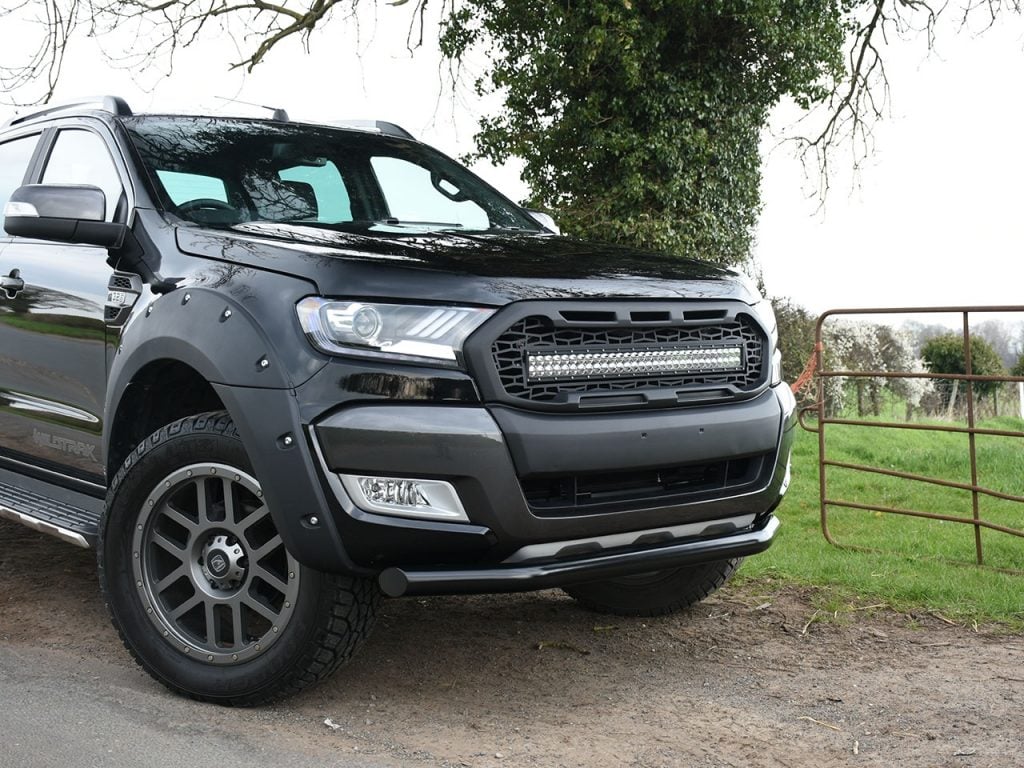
[526,345,744,381]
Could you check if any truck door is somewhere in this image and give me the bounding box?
[0,126,125,488]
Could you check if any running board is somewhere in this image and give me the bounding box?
[0,469,103,548]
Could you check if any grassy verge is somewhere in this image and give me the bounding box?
[0,315,105,342]
[737,416,1024,630]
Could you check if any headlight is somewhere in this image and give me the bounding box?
[747,295,781,386]
[296,297,494,365]
[771,348,783,387]
[749,299,778,345]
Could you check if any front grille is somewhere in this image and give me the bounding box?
[522,453,770,516]
[490,315,765,403]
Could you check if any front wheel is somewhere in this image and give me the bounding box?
[99,412,381,705]
[562,558,742,617]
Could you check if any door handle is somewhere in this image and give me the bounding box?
[1,269,24,299]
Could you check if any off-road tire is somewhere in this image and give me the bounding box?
[562,558,742,617]
[98,411,381,706]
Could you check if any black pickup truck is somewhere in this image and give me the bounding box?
[0,96,795,704]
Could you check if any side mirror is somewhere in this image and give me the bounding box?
[526,209,561,235]
[3,184,127,249]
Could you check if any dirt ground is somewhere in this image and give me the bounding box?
[1,518,1021,768]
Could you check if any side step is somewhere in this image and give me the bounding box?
[0,469,104,548]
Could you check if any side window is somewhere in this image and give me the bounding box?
[41,129,124,222]
[0,134,40,219]
[370,156,489,229]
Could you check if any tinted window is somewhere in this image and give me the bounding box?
[370,156,488,230]
[278,162,351,223]
[42,130,124,221]
[0,134,39,218]
[156,170,229,205]
[122,116,540,234]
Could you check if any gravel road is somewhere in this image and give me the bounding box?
[1,519,1021,768]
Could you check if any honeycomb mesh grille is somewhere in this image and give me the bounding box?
[109,275,134,290]
[491,315,765,402]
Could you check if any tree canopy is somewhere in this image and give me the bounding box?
[439,1,847,265]
[921,333,1005,401]
[1011,354,1024,379]
[2,1,1020,265]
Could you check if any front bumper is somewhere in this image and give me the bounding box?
[309,383,796,582]
[379,515,779,597]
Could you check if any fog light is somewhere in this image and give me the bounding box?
[339,474,469,522]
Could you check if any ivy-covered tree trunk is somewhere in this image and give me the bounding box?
[442,1,846,266]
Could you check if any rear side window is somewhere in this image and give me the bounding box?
[0,134,39,219]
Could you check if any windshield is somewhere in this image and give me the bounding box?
[121,116,542,235]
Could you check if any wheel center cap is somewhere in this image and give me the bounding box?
[207,550,230,578]
[199,534,247,590]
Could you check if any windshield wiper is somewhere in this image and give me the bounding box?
[374,218,465,229]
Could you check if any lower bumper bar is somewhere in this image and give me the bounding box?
[378,515,779,597]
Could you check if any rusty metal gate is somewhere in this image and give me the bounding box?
[800,306,1024,567]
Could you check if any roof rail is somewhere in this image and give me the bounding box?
[3,95,133,128]
[328,120,415,141]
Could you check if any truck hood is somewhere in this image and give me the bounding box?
[174,222,757,306]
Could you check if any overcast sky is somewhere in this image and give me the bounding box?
[1,6,1021,318]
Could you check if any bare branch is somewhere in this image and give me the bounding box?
[788,0,948,194]
[0,0,84,105]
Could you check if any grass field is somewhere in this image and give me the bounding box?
[738,414,1024,629]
